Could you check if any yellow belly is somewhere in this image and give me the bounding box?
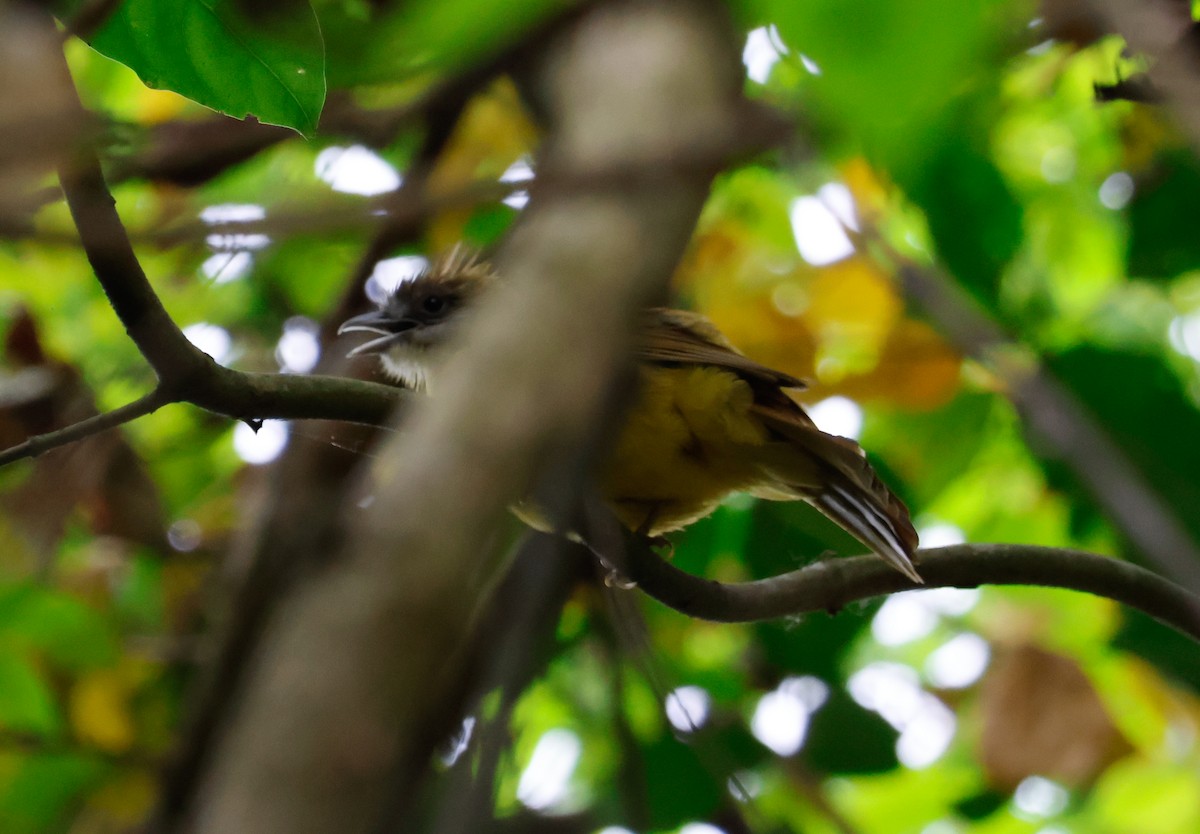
[599,365,770,534]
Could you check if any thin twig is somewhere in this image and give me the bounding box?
[625,542,1200,641]
[0,387,171,467]
[0,369,404,469]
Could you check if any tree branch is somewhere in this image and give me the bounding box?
[0,19,410,471]
[5,108,780,471]
[625,542,1200,641]
[186,2,746,832]
[144,34,507,831]
[58,152,210,385]
[895,260,1200,595]
[0,368,404,468]
[1085,0,1200,155]
[0,387,169,467]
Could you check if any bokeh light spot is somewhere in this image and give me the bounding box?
[315,145,401,196]
[183,323,232,365]
[743,26,783,84]
[1099,172,1134,210]
[367,255,430,304]
[276,317,321,374]
[516,728,581,811]
[926,633,990,689]
[233,420,289,465]
[807,396,863,439]
[791,196,855,265]
[665,685,711,732]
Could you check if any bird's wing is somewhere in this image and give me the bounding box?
[638,308,807,391]
[749,404,922,581]
[638,307,921,582]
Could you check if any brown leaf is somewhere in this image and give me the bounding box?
[979,644,1132,791]
[1,310,167,567]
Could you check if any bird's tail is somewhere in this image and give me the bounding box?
[749,406,922,583]
[810,472,922,583]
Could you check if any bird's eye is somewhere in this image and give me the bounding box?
[422,295,446,315]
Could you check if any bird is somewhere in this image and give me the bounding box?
[339,247,922,582]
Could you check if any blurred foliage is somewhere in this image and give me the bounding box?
[2,0,1200,832]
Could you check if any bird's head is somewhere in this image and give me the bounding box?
[338,246,494,391]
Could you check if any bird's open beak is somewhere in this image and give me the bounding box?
[338,311,418,357]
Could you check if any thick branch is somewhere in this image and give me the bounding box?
[144,38,500,832]
[627,542,1200,641]
[191,367,402,424]
[187,2,745,833]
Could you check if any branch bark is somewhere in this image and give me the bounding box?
[626,541,1200,641]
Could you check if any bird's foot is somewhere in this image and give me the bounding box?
[642,534,675,559]
[632,505,673,557]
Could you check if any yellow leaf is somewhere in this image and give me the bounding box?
[804,257,903,379]
[1120,106,1176,175]
[839,156,891,224]
[87,769,157,825]
[137,88,188,125]
[428,79,537,250]
[1092,758,1200,834]
[70,669,136,754]
[836,320,962,408]
[681,214,960,408]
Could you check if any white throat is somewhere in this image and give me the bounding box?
[380,343,435,393]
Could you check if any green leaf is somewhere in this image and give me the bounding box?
[0,754,106,834]
[84,0,325,135]
[114,554,165,631]
[760,0,1006,167]
[902,127,1024,304]
[1128,153,1200,280]
[0,650,61,737]
[870,392,997,506]
[315,0,568,87]
[1112,609,1200,694]
[755,608,875,686]
[641,734,722,829]
[0,585,119,671]
[463,204,519,250]
[955,788,1008,820]
[803,686,898,774]
[1044,347,1200,547]
[1090,758,1200,834]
